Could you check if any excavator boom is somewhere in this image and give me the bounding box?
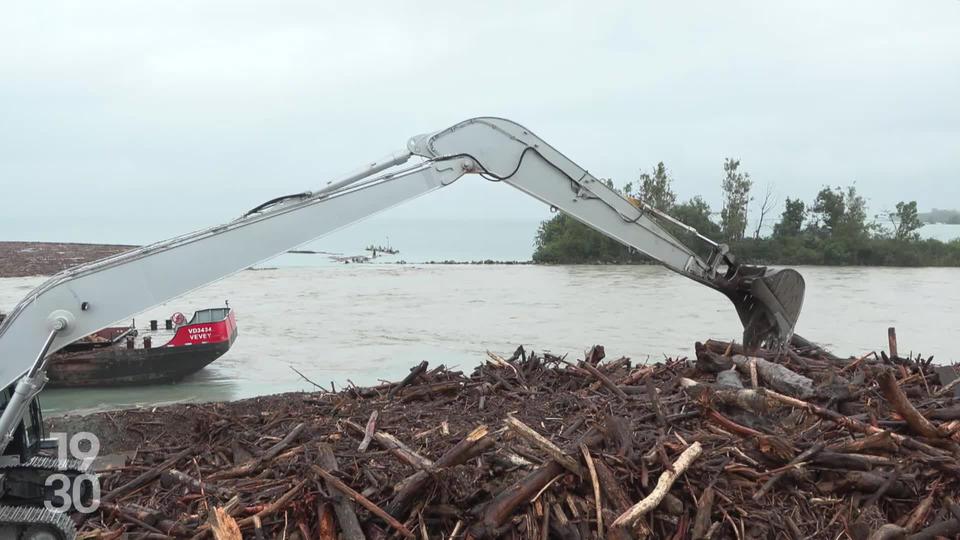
[0,116,804,456]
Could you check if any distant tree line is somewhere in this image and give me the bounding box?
[920,208,960,225]
[533,160,960,266]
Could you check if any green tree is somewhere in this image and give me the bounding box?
[635,162,676,212]
[839,185,870,238]
[533,214,638,263]
[672,196,721,238]
[810,185,869,239]
[810,186,845,235]
[531,173,960,267]
[889,200,923,240]
[773,198,806,238]
[720,158,752,241]
[671,196,721,259]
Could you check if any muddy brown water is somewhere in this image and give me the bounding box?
[1,264,957,415]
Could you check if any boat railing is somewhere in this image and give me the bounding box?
[188,307,232,325]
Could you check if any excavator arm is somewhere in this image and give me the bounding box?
[0,117,804,456]
[411,118,803,347]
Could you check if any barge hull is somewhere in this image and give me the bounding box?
[46,338,233,388]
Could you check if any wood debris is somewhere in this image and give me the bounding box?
[60,332,960,539]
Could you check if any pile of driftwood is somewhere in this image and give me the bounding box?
[72,331,960,539]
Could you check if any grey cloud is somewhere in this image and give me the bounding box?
[1,0,957,242]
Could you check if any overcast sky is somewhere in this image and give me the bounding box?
[1,1,958,243]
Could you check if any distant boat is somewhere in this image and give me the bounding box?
[44,307,238,387]
[366,244,400,257]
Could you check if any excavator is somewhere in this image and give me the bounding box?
[0,117,805,539]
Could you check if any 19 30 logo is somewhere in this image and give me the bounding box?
[44,432,101,514]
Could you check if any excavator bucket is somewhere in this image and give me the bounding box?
[718,266,806,350]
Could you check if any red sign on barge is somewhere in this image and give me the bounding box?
[45,307,238,388]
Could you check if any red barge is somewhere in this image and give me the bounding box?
[44,306,238,387]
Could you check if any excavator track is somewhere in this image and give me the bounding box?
[0,505,76,540]
[0,456,89,508]
[0,457,88,540]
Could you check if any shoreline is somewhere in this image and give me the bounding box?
[0,241,135,278]
[5,241,960,279]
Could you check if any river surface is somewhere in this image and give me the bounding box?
[1,264,957,415]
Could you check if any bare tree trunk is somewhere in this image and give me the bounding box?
[754,183,777,239]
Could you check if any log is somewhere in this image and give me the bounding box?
[470,429,603,536]
[888,327,898,359]
[386,425,491,517]
[587,357,630,391]
[827,431,899,454]
[617,366,653,386]
[399,381,463,402]
[646,377,667,427]
[472,461,564,537]
[102,446,194,503]
[691,486,715,540]
[680,378,780,415]
[927,405,960,421]
[903,489,937,532]
[812,452,895,471]
[230,481,307,533]
[716,368,744,389]
[578,360,627,400]
[593,459,631,513]
[208,507,242,540]
[877,370,945,439]
[388,361,428,399]
[100,502,190,536]
[731,355,814,397]
[208,423,305,480]
[318,503,337,540]
[162,469,233,498]
[868,524,907,540]
[611,442,702,528]
[934,366,960,397]
[579,443,603,538]
[762,388,948,457]
[753,443,823,501]
[585,344,605,366]
[818,471,911,499]
[343,419,433,470]
[907,519,960,540]
[694,343,733,373]
[864,467,902,507]
[505,416,583,477]
[317,443,366,540]
[313,465,414,539]
[357,410,379,452]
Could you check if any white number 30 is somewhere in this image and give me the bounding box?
[44,432,102,514]
[45,473,100,514]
